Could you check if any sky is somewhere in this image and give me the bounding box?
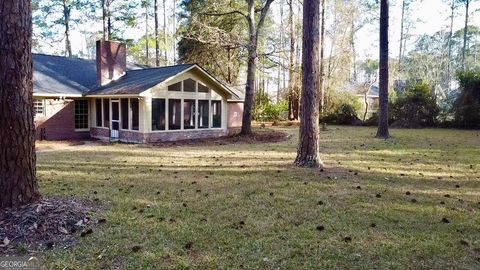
[40,0,479,61]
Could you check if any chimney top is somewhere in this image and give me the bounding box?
[96,40,127,86]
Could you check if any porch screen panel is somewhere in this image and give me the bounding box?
[198,100,209,128]
[103,99,110,128]
[121,99,129,129]
[212,100,221,128]
[184,99,196,129]
[131,98,139,131]
[96,99,102,126]
[168,99,181,130]
[152,98,166,131]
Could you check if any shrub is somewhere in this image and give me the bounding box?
[453,70,480,129]
[321,91,362,125]
[390,82,439,127]
[321,103,362,125]
[253,92,288,121]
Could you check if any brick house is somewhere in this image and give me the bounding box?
[33,40,244,143]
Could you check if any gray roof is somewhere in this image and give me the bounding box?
[367,84,379,96]
[227,85,245,101]
[33,54,96,96]
[87,64,194,95]
[33,54,145,96]
[33,54,240,101]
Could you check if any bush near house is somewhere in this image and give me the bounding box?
[253,92,288,121]
[453,70,480,129]
[390,82,439,128]
[321,92,362,125]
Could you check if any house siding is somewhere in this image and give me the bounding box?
[35,98,90,140]
[227,102,243,128]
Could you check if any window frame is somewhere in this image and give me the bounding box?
[33,98,45,117]
[74,99,89,131]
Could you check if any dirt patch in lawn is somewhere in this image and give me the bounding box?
[147,128,290,148]
[0,198,103,255]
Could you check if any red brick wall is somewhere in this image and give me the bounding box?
[145,129,228,143]
[35,98,90,140]
[227,102,243,128]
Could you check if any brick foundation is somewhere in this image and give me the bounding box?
[91,127,228,143]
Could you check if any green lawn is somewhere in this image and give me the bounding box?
[37,126,480,269]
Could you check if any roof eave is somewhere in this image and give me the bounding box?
[33,93,84,98]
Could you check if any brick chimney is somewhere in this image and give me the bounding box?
[96,40,127,86]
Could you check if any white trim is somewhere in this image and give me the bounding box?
[148,128,227,134]
[146,65,235,98]
[74,128,90,132]
[33,93,83,98]
[86,94,141,98]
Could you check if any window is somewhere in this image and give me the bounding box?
[198,83,209,93]
[121,99,129,129]
[198,100,209,128]
[33,99,44,115]
[95,99,102,126]
[103,99,110,128]
[152,98,166,131]
[131,98,139,131]
[168,81,181,92]
[74,100,89,129]
[183,79,196,92]
[212,100,221,128]
[168,99,181,130]
[184,99,196,129]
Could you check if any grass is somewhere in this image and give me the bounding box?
[36,126,480,269]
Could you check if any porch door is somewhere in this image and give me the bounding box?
[111,100,120,140]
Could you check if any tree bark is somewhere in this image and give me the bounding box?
[155,0,159,66]
[376,0,390,139]
[145,3,149,66]
[240,0,274,135]
[63,0,72,57]
[173,0,177,63]
[295,0,322,168]
[287,0,299,121]
[462,0,469,70]
[447,0,455,90]
[398,0,405,73]
[163,0,168,64]
[319,0,325,115]
[102,0,107,40]
[0,0,40,209]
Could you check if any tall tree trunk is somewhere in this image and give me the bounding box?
[0,0,40,209]
[154,0,159,66]
[350,20,357,82]
[102,0,107,40]
[287,0,298,120]
[240,0,274,136]
[163,0,168,64]
[145,4,149,65]
[320,0,326,115]
[241,47,256,135]
[376,0,390,139]
[173,0,177,63]
[227,46,232,84]
[447,0,455,91]
[462,0,469,69]
[398,0,405,73]
[295,0,322,168]
[63,0,72,57]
